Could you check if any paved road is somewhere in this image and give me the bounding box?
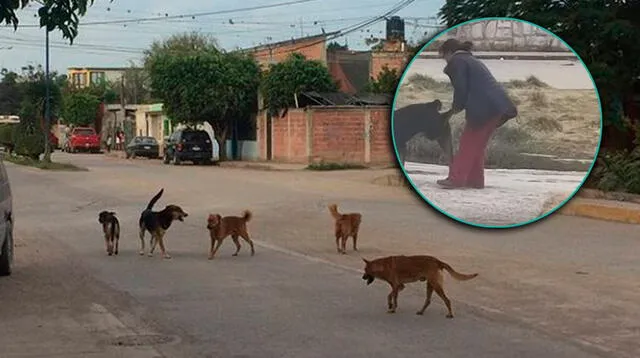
[1,152,638,358]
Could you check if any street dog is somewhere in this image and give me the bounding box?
[138,188,188,259]
[361,255,478,317]
[206,210,255,259]
[98,211,120,256]
[393,99,455,166]
[328,204,362,254]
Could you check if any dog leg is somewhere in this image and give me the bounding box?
[352,232,358,252]
[416,282,434,315]
[104,235,112,256]
[138,226,146,256]
[387,290,395,313]
[340,236,348,255]
[240,230,255,256]
[148,235,157,257]
[392,287,401,312]
[157,235,171,259]
[208,238,216,260]
[114,238,119,255]
[335,232,342,254]
[209,238,225,260]
[433,283,454,318]
[231,235,241,256]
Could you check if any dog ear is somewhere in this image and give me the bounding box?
[109,211,116,216]
[362,258,370,264]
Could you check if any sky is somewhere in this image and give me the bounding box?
[0,0,445,74]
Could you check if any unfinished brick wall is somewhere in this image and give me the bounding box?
[257,106,395,165]
[370,52,409,80]
[251,37,327,67]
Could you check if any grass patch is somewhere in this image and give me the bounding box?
[528,90,548,106]
[2,153,88,171]
[523,116,564,132]
[504,75,550,89]
[406,74,452,91]
[306,161,368,171]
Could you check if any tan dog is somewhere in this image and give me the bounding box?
[206,210,255,259]
[362,255,478,317]
[328,204,362,254]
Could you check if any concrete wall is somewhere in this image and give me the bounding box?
[250,36,328,67]
[257,106,394,165]
[435,20,568,52]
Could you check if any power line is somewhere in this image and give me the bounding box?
[254,0,415,54]
[6,0,320,28]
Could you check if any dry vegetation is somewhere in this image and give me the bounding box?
[395,74,601,171]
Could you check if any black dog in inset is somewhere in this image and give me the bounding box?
[393,99,455,166]
[98,211,120,256]
[138,188,188,259]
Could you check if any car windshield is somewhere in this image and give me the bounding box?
[73,128,95,136]
[182,131,209,142]
[137,137,157,144]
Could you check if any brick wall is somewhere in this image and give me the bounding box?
[251,37,327,68]
[257,106,395,165]
[370,51,409,80]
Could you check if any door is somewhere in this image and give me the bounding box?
[266,113,272,161]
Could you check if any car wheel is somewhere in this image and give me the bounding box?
[203,158,212,166]
[131,152,137,159]
[171,153,181,165]
[0,222,14,276]
[163,152,170,164]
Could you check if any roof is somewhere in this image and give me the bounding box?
[241,31,341,53]
[328,51,371,94]
[299,92,391,106]
[67,67,138,72]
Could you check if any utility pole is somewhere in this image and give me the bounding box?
[43,27,52,163]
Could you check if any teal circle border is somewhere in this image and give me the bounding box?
[390,16,605,230]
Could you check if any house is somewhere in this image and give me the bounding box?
[66,67,131,88]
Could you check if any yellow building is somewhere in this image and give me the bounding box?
[66,67,130,88]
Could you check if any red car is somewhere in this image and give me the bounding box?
[65,127,101,153]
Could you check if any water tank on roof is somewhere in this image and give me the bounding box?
[386,16,405,41]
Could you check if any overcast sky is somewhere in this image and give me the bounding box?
[0,0,444,74]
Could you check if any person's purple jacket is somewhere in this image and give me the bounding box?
[444,51,518,129]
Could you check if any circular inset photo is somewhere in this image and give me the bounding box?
[392,17,602,228]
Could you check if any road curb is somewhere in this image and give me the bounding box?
[558,198,640,224]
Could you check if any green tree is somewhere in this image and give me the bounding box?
[438,0,640,132]
[0,0,111,43]
[0,69,22,115]
[146,34,260,161]
[13,97,45,160]
[366,65,401,95]
[15,65,64,162]
[260,53,338,117]
[62,90,101,126]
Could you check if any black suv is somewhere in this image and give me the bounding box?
[163,129,214,165]
[0,153,14,276]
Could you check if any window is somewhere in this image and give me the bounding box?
[90,71,105,85]
[72,73,87,87]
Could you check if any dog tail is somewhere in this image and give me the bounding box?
[439,260,478,281]
[242,210,252,222]
[328,204,341,220]
[146,188,164,210]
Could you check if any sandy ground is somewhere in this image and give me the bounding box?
[1,152,639,358]
[404,161,587,227]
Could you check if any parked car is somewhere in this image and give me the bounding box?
[126,136,160,159]
[64,127,101,153]
[163,129,214,165]
[0,154,14,276]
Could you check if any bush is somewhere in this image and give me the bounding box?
[12,117,45,160]
[0,124,15,150]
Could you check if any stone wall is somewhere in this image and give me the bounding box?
[431,20,569,52]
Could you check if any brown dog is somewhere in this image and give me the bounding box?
[328,204,362,254]
[206,210,255,259]
[362,255,478,317]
